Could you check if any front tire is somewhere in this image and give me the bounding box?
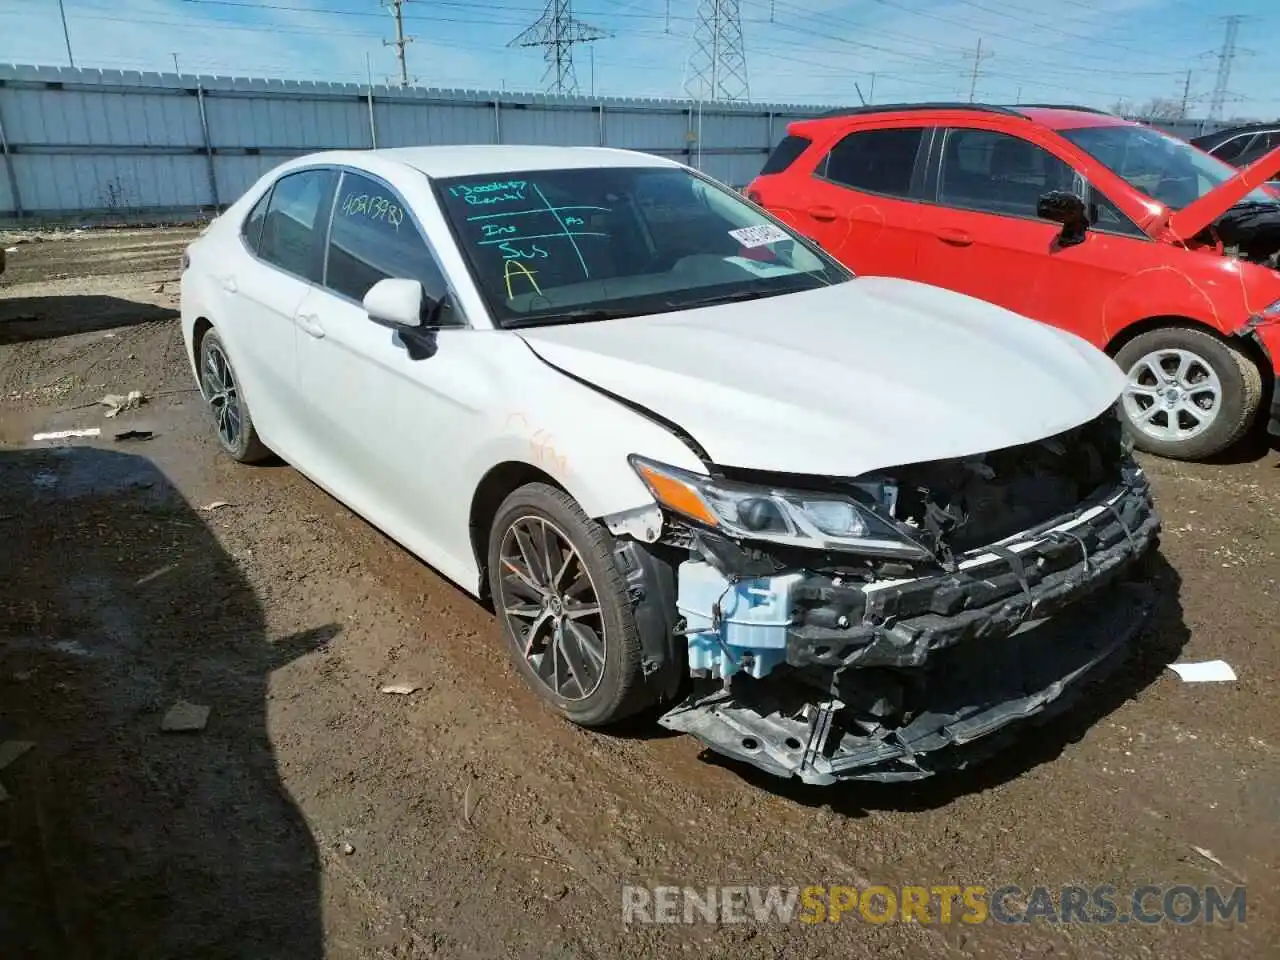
[487,483,650,727]
[1114,327,1262,461]
[197,329,271,463]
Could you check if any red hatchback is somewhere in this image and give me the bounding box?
[747,104,1280,460]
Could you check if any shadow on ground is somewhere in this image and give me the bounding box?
[687,552,1189,813]
[0,447,336,958]
[0,296,176,345]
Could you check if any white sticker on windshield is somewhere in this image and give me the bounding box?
[728,224,791,248]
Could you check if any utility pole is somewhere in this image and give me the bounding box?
[171,53,181,74]
[967,37,992,103]
[868,72,876,105]
[57,0,75,67]
[383,0,413,88]
[509,0,609,96]
[1209,15,1242,121]
[1180,69,1193,119]
[685,0,750,102]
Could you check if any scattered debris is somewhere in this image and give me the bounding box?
[33,427,100,441]
[379,682,420,696]
[50,640,91,657]
[100,389,145,417]
[463,780,477,827]
[113,429,155,443]
[1168,660,1237,682]
[1191,845,1229,870]
[136,563,178,586]
[199,500,232,512]
[160,701,210,732]
[341,841,356,856]
[0,741,35,771]
[151,282,165,293]
[13,670,34,682]
[32,471,58,490]
[3,246,16,254]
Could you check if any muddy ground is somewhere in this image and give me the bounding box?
[1,228,1278,959]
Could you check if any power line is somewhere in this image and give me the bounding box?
[508,0,608,97]
[685,0,750,102]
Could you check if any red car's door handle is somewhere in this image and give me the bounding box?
[936,227,973,247]
[807,204,839,222]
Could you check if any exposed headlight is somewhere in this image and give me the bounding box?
[628,455,931,561]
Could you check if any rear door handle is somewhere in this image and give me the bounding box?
[936,228,973,247]
[807,204,839,222]
[217,274,238,293]
[295,312,326,339]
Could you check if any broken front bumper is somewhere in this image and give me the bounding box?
[659,469,1160,784]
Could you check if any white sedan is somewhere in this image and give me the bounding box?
[181,145,1160,785]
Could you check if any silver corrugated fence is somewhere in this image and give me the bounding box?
[0,64,826,222]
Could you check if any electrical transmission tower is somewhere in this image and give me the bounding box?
[1209,14,1242,120]
[684,0,750,102]
[508,0,608,97]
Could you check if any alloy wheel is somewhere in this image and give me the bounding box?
[1122,347,1222,443]
[200,340,242,450]
[496,515,606,702]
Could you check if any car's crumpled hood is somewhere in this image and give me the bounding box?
[517,277,1124,478]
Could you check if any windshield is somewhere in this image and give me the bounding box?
[433,165,850,327]
[1061,124,1278,211]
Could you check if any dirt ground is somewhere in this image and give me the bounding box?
[1,228,1278,959]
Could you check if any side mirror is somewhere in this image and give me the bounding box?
[363,278,446,360]
[1036,191,1090,247]
[363,277,429,329]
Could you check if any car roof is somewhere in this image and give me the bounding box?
[289,144,679,180]
[792,102,1133,134]
[1191,122,1280,148]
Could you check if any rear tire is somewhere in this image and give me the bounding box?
[1114,327,1261,461]
[486,482,651,728]
[197,329,271,463]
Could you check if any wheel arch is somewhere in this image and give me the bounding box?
[468,460,568,600]
[191,316,214,371]
[1106,315,1272,416]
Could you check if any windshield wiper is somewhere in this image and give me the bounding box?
[666,287,778,309]
[504,307,646,329]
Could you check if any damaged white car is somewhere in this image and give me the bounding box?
[180,145,1161,784]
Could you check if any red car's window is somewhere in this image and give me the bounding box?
[938,129,1075,218]
[820,127,924,198]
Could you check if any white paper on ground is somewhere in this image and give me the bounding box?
[1168,660,1237,682]
[32,428,101,441]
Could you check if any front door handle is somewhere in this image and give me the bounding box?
[217,274,238,293]
[296,312,326,339]
[808,204,839,222]
[936,227,973,247]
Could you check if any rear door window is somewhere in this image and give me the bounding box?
[820,127,925,198]
[938,128,1076,218]
[1235,132,1280,167]
[257,168,336,282]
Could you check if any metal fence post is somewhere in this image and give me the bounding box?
[494,98,502,144]
[195,84,220,211]
[598,103,605,146]
[367,87,378,148]
[0,90,22,220]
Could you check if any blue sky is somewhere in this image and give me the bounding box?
[1,0,1277,119]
